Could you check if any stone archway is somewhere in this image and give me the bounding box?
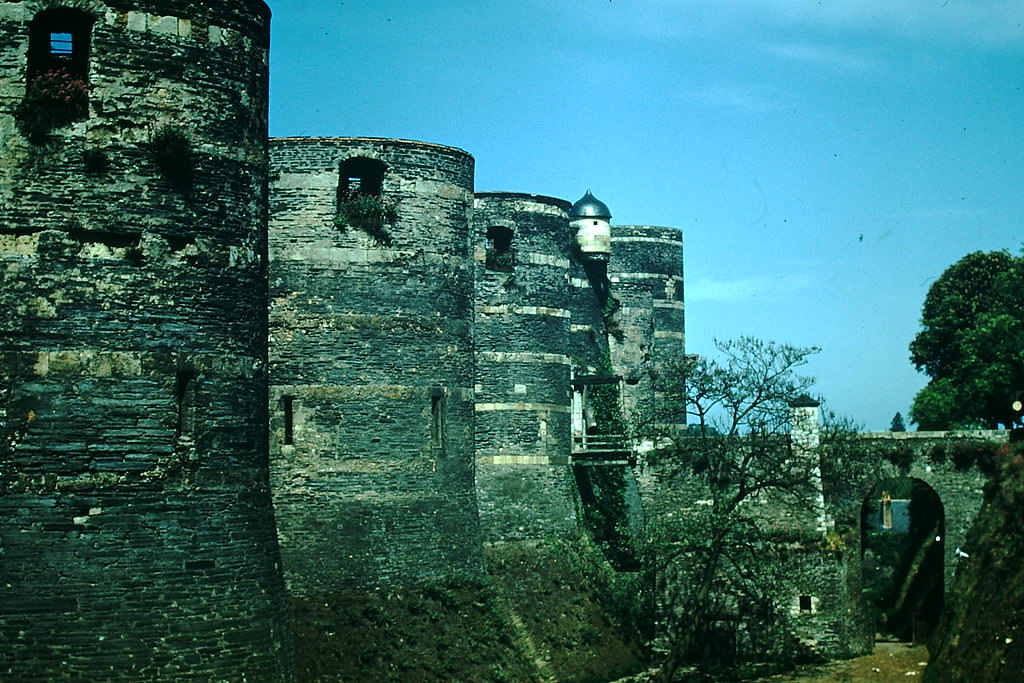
[860,477,945,643]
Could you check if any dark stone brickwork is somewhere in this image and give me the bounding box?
[0,2,292,679]
[473,193,580,541]
[1,0,688,668]
[609,226,684,421]
[268,138,483,593]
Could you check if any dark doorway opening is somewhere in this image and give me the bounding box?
[861,477,944,643]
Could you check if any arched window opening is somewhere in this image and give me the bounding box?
[485,225,514,271]
[20,9,93,136]
[337,157,386,200]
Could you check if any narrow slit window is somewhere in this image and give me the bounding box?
[175,370,197,439]
[430,388,446,456]
[282,395,294,445]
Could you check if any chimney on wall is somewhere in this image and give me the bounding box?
[789,394,821,453]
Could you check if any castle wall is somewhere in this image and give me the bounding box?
[0,1,292,679]
[846,431,1000,593]
[268,137,483,592]
[608,225,684,423]
[472,192,579,541]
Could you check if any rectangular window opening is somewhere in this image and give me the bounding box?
[799,595,813,613]
[282,395,294,445]
[50,32,73,55]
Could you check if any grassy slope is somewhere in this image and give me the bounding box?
[288,536,649,682]
[925,443,1024,682]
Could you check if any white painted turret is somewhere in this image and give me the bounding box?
[570,190,611,261]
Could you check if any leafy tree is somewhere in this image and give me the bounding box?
[639,337,827,680]
[909,250,1024,429]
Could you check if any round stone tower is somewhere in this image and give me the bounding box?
[607,225,685,418]
[268,138,483,593]
[0,2,292,679]
[473,192,579,540]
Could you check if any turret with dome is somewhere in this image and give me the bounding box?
[570,190,612,261]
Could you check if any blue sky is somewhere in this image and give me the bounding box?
[267,0,1024,431]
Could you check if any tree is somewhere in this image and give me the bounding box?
[639,337,826,680]
[909,250,1024,429]
[890,412,906,432]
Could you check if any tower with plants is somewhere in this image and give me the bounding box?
[0,1,292,678]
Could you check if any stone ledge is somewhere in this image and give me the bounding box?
[475,305,569,318]
[475,402,571,413]
[478,455,571,465]
[476,352,569,365]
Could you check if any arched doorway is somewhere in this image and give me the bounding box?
[861,477,945,643]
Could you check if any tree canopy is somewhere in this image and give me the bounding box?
[642,337,826,678]
[909,250,1024,429]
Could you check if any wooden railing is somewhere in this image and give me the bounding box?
[572,434,634,465]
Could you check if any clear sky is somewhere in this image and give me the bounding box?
[266,0,1024,431]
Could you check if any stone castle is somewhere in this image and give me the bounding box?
[0,2,1005,679]
[0,1,681,677]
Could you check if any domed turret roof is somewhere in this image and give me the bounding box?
[569,190,611,220]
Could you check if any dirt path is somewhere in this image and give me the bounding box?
[750,642,929,682]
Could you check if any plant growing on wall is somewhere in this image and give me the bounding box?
[16,67,89,139]
[601,293,623,341]
[485,247,514,272]
[589,351,626,438]
[149,125,194,194]
[82,148,109,175]
[335,193,398,246]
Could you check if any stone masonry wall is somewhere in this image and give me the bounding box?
[473,193,579,541]
[268,138,483,592]
[608,225,684,425]
[0,1,292,679]
[843,430,1002,591]
[635,425,1005,662]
